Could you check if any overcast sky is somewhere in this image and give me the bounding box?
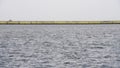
[0,0,120,21]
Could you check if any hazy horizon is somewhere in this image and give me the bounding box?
[0,0,120,21]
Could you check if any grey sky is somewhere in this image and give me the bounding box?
[0,0,120,21]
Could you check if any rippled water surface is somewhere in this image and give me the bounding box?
[0,25,120,68]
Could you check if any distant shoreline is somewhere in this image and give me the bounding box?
[0,21,120,25]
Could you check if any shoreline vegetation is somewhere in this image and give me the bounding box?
[0,21,120,24]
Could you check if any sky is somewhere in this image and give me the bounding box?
[0,0,120,21]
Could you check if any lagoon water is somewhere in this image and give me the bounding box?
[0,24,120,68]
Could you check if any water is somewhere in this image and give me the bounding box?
[0,24,120,68]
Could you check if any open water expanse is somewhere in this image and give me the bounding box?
[0,24,120,68]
